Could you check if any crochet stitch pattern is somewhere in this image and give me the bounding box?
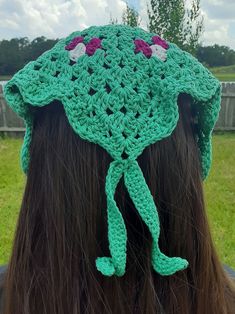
[3,24,222,277]
[134,35,169,60]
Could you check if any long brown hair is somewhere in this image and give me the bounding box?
[2,94,235,313]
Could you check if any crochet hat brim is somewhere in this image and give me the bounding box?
[3,25,221,179]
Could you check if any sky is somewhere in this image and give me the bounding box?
[0,0,234,49]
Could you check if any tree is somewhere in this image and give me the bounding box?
[196,44,235,67]
[109,13,119,25]
[29,36,59,60]
[0,37,59,76]
[147,0,204,55]
[0,39,23,75]
[122,3,141,27]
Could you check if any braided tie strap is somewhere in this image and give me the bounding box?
[96,159,189,276]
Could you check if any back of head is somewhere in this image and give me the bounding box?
[3,95,235,314]
[2,24,235,313]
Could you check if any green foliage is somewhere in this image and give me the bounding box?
[0,138,26,264]
[210,65,235,74]
[109,3,141,27]
[122,3,141,27]
[0,75,12,81]
[0,135,235,268]
[212,74,235,82]
[208,65,235,82]
[109,13,119,25]
[0,37,59,76]
[204,133,235,268]
[197,44,235,67]
[147,0,204,55]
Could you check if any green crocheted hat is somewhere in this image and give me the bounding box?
[4,24,221,277]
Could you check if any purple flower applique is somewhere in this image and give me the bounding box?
[152,36,169,49]
[65,36,84,51]
[134,39,152,58]
[86,38,102,56]
[65,36,103,62]
[134,36,169,61]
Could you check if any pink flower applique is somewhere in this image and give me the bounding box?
[86,38,102,56]
[65,36,103,62]
[65,36,84,51]
[134,39,152,58]
[134,35,169,61]
[152,36,169,49]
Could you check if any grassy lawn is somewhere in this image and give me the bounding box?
[209,65,235,82]
[0,134,234,268]
[0,138,26,264]
[204,132,235,268]
[0,75,12,81]
[213,74,235,82]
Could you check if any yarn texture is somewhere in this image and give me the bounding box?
[3,24,221,277]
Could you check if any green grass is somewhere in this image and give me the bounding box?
[0,135,235,268]
[209,65,235,81]
[204,132,235,268]
[212,74,235,81]
[0,75,12,81]
[209,65,235,74]
[0,138,26,264]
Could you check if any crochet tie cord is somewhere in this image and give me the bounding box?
[3,24,222,277]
